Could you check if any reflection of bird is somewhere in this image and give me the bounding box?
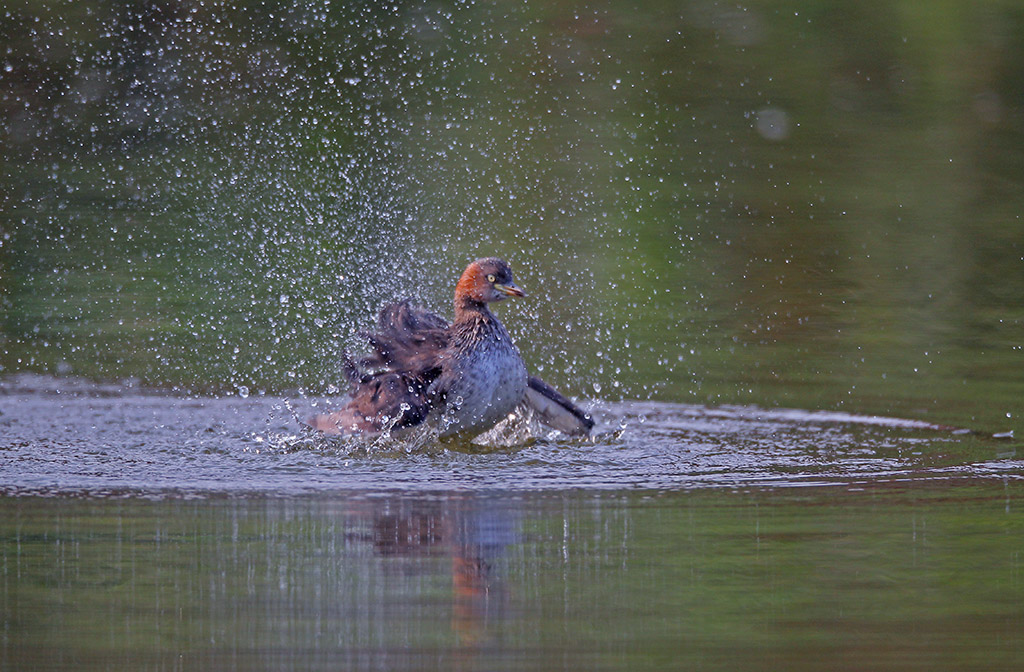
[308,257,593,439]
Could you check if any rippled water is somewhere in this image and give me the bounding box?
[1,375,1016,497]
[5,1,1024,667]
[3,376,1024,671]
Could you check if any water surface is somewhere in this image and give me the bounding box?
[4,1,1024,669]
[1,374,1015,497]
[4,376,1023,671]
[3,477,1023,671]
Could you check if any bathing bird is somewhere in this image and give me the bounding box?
[308,257,593,440]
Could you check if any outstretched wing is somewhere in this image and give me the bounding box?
[309,300,450,435]
[524,376,594,437]
[354,299,450,379]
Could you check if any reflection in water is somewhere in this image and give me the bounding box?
[0,495,528,670]
[3,378,1015,669]
[2,486,1024,671]
[4,1,1024,668]
[448,505,514,652]
[5,498,397,668]
[369,496,516,653]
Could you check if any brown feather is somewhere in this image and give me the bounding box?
[308,260,593,438]
[311,300,448,435]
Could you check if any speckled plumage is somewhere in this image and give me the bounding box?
[308,258,592,439]
[430,307,527,437]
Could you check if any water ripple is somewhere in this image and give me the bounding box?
[0,375,1012,498]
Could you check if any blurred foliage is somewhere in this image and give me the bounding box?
[2,0,1024,435]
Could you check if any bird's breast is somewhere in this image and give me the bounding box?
[440,331,527,436]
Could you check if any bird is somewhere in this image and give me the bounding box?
[307,257,593,441]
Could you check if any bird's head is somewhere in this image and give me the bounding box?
[454,257,526,307]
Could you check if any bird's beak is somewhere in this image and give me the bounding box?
[495,283,526,298]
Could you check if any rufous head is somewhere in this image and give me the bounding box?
[454,257,526,307]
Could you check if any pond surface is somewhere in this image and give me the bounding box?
[3,376,1024,670]
[0,374,1015,496]
[5,488,1024,672]
[4,0,1024,669]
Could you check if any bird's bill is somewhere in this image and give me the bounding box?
[494,283,526,298]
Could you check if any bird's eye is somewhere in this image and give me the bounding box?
[487,274,496,283]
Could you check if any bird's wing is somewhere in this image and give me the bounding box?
[310,300,449,435]
[307,371,430,435]
[524,376,594,437]
[354,299,450,379]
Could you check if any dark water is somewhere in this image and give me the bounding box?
[5,1,1024,669]
[3,378,1024,669]
[3,475,1024,670]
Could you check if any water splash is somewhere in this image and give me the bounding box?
[0,375,1013,499]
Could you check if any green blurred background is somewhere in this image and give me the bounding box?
[3,0,1023,436]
